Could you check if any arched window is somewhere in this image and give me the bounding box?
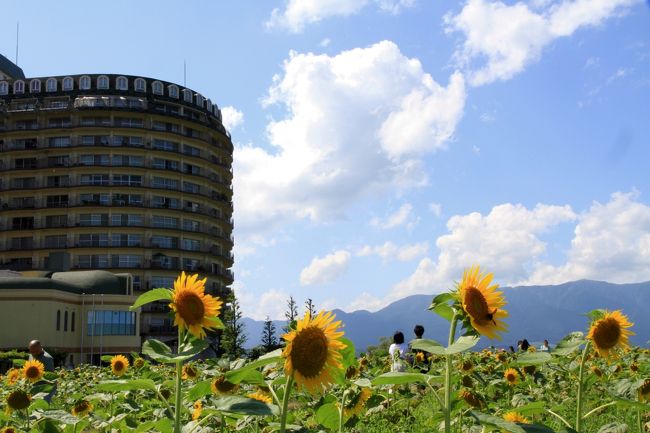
[79,75,91,90]
[205,98,212,111]
[152,80,163,95]
[56,310,61,331]
[46,78,58,92]
[182,89,193,102]
[212,103,219,116]
[62,77,74,91]
[71,311,76,332]
[0,81,8,95]
[168,84,179,99]
[116,76,128,91]
[134,78,146,92]
[97,75,109,89]
[13,80,25,94]
[195,94,204,107]
[30,79,41,93]
[64,311,68,331]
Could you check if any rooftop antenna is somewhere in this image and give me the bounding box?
[15,22,19,64]
[184,59,187,87]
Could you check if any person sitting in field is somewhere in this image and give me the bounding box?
[408,324,430,372]
[539,339,550,352]
[388,331,407,372]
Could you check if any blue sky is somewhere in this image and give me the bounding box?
[3,0,650,320]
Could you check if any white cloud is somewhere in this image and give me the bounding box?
[347,291,385,312]
[300,250,351,285]
[357,241,429,262]
[234,41,465,235]
[266,0,416,32]
[320,38,331,47]
[525,192,650,285]
[371,203,414,229]
[445,0,640,86]
[233,281,289,320]
[606,67,631,84]
[429,202,442,217]
[221,106,244,131]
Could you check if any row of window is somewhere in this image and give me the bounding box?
[0,77,219,117]
[7,234,207,251]
[87,310,136,336]
[9,214,223,232]
[56,310,75,332]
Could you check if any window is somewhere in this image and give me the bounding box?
[112,255,142,268]
[183,144,200,156]
[115,117,143,128]
[183,181,200,194]
[12,217,34,230]
[44,235,67,248]
[152,139,179,152]
[45,215,67,228]
[56,310,61,331]
[110,214,143,226]
[80,154,109,166]
[112,174,142,186]
[183,163,200,175]
[46,195,69,208]
[14,158,37,169]
[79,193,109,205]
[152,80,163,95]
[12,177,36,188]
[62,77,74,90]
[48,136,71,147]
[183,88,193,102]
[183,219,200,232]
[151,235,178,249]
[13,80,25,94]
[112,193,142,206]
[150,276,175,289]
[79,214,108,226]
[47,175,70,187]
[80,174,109,185]
[48,117,71,128]
[116,76,128,90]
[152,158,178,170]
[134,78,146,92]
[152,215,179,229]
[71,312,75,332]
[182,238,201,251]
[0,81,8,95]
[111,233,142,247]
[152,177,178,190]
[79,233,109,247]
[64,311,68,332]
[168,85,179,98]
[10,237,33,249]
[184,201,200,213]
[30,79,41,93]
[79,75,91,90]
[97,75,109,89]
[132,276,141,291]
[183,258,200,271]
[153,196,179,209]
[46,78,57,92]
[112,155,143,167]
[87,310,136,336]
[195,94,204,106]
[78,254,109,268]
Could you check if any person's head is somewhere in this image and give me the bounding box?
[28,340,43,357]
[509,346,515,352]
[413,324,424,338]
[521,339,530,351]
[543,339,549,346]
[393,331,404,345]
[517,340,523,347]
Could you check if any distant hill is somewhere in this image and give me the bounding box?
[242,280,650,353]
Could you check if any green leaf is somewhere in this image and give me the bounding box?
[143,338,208,363]
[411,338,445,355]
[185,380,213,401]
[130,288,172,311]
[511,352,552,367]
[225,368,266,386]
[340,337,356,369]
[96,379,157,392]
[315,402,340,430]
[445,335,480,354]
[429,292,455,308]
[511,401,547,416]
[612,396,650,410]
[38,418,61,433]
[354,378,372,388]
[596,423,629,433]
[551,332,585,356]
[39,410,80,425]
[519,425,562,433]
[371,372,429,386]
[224,352,282,384]
[154,417,174,433]
[432,303,455,322]
[213,396,278,416]
[584,309,606,321]
[470,411,527,433]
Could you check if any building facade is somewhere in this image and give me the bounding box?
[0,270,140,366]
[0,55,234,340]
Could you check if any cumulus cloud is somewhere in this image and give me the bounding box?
[347,291,385,312]
[267,0,416,32]
[234,41,465,235]
[445,0,640,86]
[300,250,351,285]
[233,281,289,320]
[221,106,244,131]
[371,204,414,229]
[357,241,429,262]
[525,192,650,285]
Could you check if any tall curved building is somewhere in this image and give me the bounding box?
[0,55,233,340]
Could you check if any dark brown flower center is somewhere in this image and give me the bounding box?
[176,291,205,325]
[7,390,31,410]
[114,361,125,371]
[25,366,40,379]
[464,287,490,324]
[290,326,329,378]
[593,317,622,350]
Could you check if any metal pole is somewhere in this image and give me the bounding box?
[80,293,85,365]
[90,294,95,365]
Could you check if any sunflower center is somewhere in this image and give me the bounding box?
[506,373,516,382]
[7,390,31,410]
[25,366,39,378]
[464,287,490,324]
[290,325,329,378]
[593,317,622,350]
[114,361,125,371]
[176,291,205,325]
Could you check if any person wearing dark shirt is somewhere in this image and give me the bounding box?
[28,340,56,403]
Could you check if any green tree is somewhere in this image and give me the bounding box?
[220,292,247,359]
[284,295,298,333]
[260,316,278,353]
[304,298,316,318]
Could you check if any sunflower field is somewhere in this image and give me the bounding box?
[1,268,649,433]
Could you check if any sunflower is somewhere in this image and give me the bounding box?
[495,352,508,363]
[134,358,145,369]
[461,375,473,388]
[343,388,372,418]
[6,368,21,385]
[6,389,31,412]
[192,400,202,421]
[182,364,199,380]
[522,365,536,376]
[247,390,273,404]
[169,272,223,339]
[587,310,634,360]
[23,360,45,383]
[504,368,519,386]
[415,352,426,364]
[459,389,483,408]
[211,375,237,394]
[110,354,129,376]
[639,379,650,402]
[591,366,603,378]
[456,266,508,339]
[345,365,358,379]
[459,360,474,372]
[282,310,347,394]
[503,411,530,423]
[1,427,17,433]
[71,400,93,417]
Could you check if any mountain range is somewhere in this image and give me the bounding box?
[241,280,649,353]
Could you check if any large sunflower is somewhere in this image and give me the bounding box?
[110,354,129,376]
[247,390,273,404]
[6,390,31,412]
[169,272,223,339]
[456,266,508,339]
[503,411,530,423]
[282,310,347,394]
[71,400,93,417]
[23,360,45,383]
[587,310,634,360]
[343,388,372,418]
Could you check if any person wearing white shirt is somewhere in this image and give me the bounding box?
[388,331,407,372]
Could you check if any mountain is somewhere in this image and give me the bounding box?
[242,280,650,353]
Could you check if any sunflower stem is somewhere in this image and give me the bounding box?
[444,313,459,433]
[173,328,186,433]
[338,389,347,433]
[279,374,294,433]
[575,340,590,433]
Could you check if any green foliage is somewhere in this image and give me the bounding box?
[220,292,248,359]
